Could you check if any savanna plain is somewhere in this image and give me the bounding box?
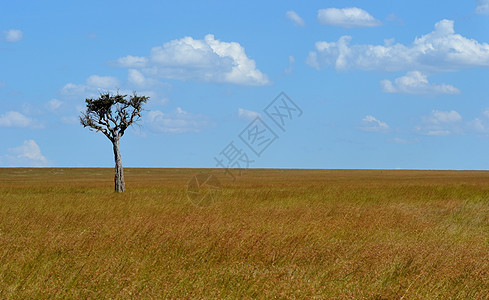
[1,168,489,298]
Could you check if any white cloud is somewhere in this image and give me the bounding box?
[127,69,159,88]
[285,55,295,75]
[429,110,462,123]
[468,108,489,133]
[116,55,148,68]
[416,110,462,136]
[476,0,489,15]
[3,29,23,42]
[425,130,452,136]
[145,108,212,134]
[59,74,169,118]
[46,99,63,111]
[238,108,260,121]
[6,140,48,166]
[317,7,381,28]
[128,69,146,86]
[117,34,270,86]
[60,83,87,98]
[469,118,486,133]
[381,71,460,95]
[86,75,119,89]
[360,115,390,132]
[60,75,120,99]
[0,111,43,129]
[391,137,419,144]
[286,10,305,26]
[10,140,46,162]
[307,19,489,72]
[417,108,489,136]
[386,13,404,24]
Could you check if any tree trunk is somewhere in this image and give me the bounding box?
[112,138,125,192]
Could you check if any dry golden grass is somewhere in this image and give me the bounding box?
[1,168,489,298]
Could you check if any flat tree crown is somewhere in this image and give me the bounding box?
[80,92,149,141]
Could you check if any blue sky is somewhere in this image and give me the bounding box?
[1,0,489,169]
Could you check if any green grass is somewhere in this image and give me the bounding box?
[1,168,489,298]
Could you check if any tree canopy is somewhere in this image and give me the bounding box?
[80,92,149,142]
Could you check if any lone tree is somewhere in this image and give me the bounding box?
[80,92,149,192]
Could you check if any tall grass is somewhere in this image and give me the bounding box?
[1,168,489,298]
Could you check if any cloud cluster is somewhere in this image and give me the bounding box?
[238,108,260,121]
[1,140,49,166]
[307,19,489,72]
[386,13,404,24]
[284,56,295,74]
[429,110,462,123]
[416,110,462,136]
[476,0,489,15]
[467,109,489,134]
[3,29,23,42]
[362,109,489,137]
[117,55,148,68]
[45,99,64,111]
[85,75,119,89]
[391,137,419,144]
[317,7,381,28]
[286,10,305,26]
[60,75,120,99]
[145,108,212,134]
[10,140,47,164]
[360,115,390,132]
[381,71,460,95]
[0,111,43,129]
[58,72,172,131]
[117,34,270,86]
[128,69,146,86]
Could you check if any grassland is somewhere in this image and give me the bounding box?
[1,168,489,298]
